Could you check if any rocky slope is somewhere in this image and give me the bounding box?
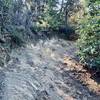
[0,37,100,100]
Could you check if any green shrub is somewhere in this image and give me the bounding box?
[10,26,25,46]
[77,0,100,70]
[77,16,100,70]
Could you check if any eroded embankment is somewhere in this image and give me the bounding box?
[0,38,100,100]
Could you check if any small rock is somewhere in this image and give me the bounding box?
[76,90,82,95]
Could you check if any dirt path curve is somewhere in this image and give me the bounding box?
[0,38,100,100]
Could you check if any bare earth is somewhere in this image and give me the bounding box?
[0,37,100,100]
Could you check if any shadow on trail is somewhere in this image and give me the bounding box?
[31,31,77,47]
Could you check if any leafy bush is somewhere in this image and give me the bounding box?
[77,16,100,70]
[77,0,100,70]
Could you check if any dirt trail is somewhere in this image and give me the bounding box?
[0,38,100,100]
